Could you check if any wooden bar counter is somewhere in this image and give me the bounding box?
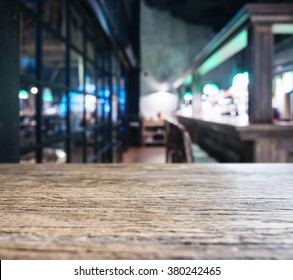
[177,114,293,163]
[0,164,293,259]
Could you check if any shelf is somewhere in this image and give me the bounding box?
[142,120,166,146]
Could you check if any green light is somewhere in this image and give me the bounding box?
[198,29,248,76]
[272,24,293,34]
[183,75,193,85]
[203,84,219,95]
[184,91,193,101]
[43,92,53,102]
[19,89,29,100]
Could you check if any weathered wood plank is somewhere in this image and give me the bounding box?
[0,164,293,259]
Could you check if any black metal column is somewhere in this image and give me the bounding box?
[35,0,43,162]
[65,0,72,163]
[0,0,20,162]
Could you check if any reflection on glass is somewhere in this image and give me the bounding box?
[104,77,111,99]
[71,136,83,163]
[86,132,95,162]
[104,99,111,120]
[69,92,84,132]
[20,12,36,77]
[42,0,65,36]
[70,50,84,90]
[21,0,37,10]
[97,98,104,122]
[96,77,105,121]
[42,88,67,140]
[42,30,66,84]
[19,85,37,147]
[20,151,36,163]
[85,94,97,127]
[273,34,293,121]
[85,62,96,94]
[112,75,119,122]
[71,8,83,50]
[112,56,120,75]
[87,31,95,61]
[43,142,67,164]
[100,51,110,73]
[120,78,126,112]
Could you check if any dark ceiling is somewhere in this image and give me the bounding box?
[143,0,293,31]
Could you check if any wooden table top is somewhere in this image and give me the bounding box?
[0,164,292,259]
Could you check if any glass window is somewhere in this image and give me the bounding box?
[20,12,36,77]
[42,0,65,36]
[87,31,95,61]
[86,132,95,162]
[70,50,84,90]
[69,92,84,132]
[104,99,111,121]
[43,142,67,164]
[42,30,66,85]
[85,62,96,94]
[97,98,104,122]
[20,151,36,163]
[42,88,67,140]
[120,77,126,113]
[21,0,37,10]
[71,136,84,163]
[71,8,83,50]
[85,94,97,127]
[19,84,37,147]
[97,76,106,121]
[273,32,293,121]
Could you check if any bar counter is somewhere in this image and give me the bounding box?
[1,164,293,259]
[177,113,293,162]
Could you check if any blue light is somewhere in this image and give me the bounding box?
[120,88,126,105]
[105,101,110,113]
[105,88,110,98]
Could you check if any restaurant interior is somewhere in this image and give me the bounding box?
[0,0,292,164]
[0,0,293,260]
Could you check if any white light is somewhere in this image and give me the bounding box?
[232,72,249,89]
[31,87,38,94]
[85,95,97,113]
[203,84,219,95]
[56,149,66,159]
[158,83,169,92]
[282,71,293,93]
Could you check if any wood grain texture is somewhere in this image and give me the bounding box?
[0,164,293,259]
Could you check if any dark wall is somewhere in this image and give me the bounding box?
[0,0,20,162]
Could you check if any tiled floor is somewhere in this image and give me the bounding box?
[123,146,166,163]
